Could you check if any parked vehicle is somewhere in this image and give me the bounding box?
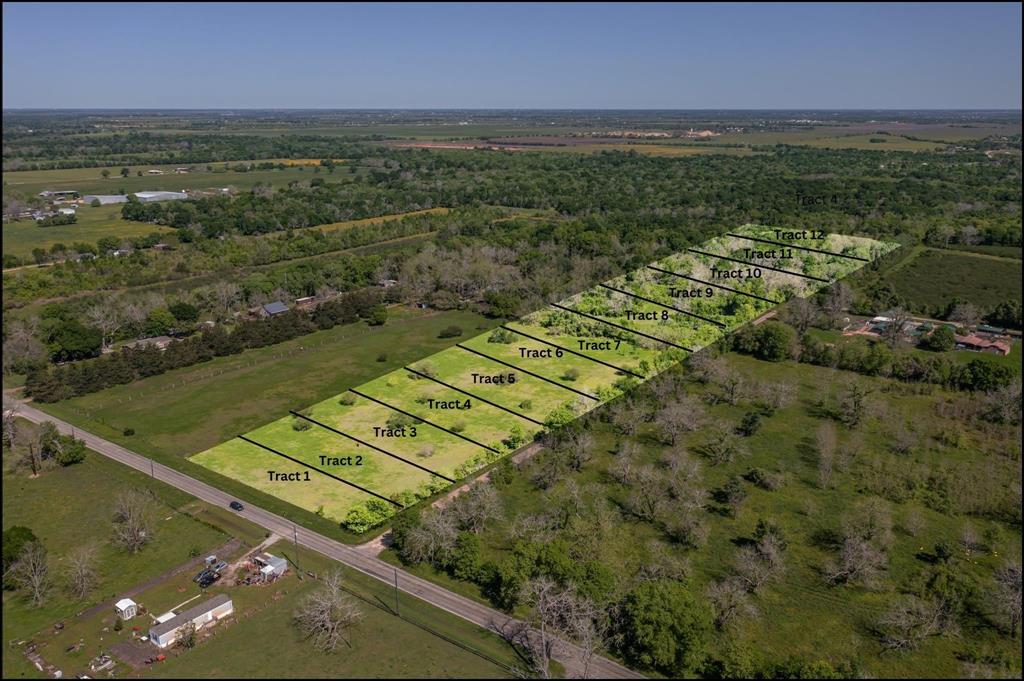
[213,561,228,572]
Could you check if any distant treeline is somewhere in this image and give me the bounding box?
[25,289,386,403]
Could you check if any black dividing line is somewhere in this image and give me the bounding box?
[403,367,547,427]
[499,325,645,379]
[599,283,726,328]
[455,344,600,401]
[686,248,832,283]
[727,232,869,262]
[289,411,455,483]
[348,388,501,454]
[237,435,402,507]
[646,266,781,305]
[550,303,693,352]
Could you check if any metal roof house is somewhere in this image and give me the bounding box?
[133,191,188,203]
[148,594,233,648]
[261,301,289,316]
[83,194,129,205]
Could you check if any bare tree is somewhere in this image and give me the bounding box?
[707,577,759,630]
[2,405,19,450]
[518,577,571,679]
[783,297,821,336]
[293,571,363,652]
[2,319,45,375]
[701,425,746,465]
[989,562,1022,636]
[822,282,853,328]
[825,537,888,588]
[85,302,124,351]
[717,366,745,406]
[400,509,457,566]
[624,465,668,521]
[816,421,837,489]
[901,509,926,538]
[210,281,242,318]
[449,483,502,534]
[11,542,50,607]
[665,512,709,549]
[655,395,706,445]
[686,350,722,384]
[65,545,99,599]
[609,448,637,485]
[881,308,910,347]
[562,429,595,471]
[875,597,952,650]
[948,303,980,330]
[112,491,155,554]
[756,380,796,412]
[563,593,608,679]
[734,535,785,593]
[610,401,639,435]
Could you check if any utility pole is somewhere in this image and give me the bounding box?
[393,568,400,616]
[292,524,300,570]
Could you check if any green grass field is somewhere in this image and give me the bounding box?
[33,308,498,543]
[2,162,336,200]
[885,247,1022,314]
[193,227,897,527]
[2,421,228,679]
[2,204,174,259]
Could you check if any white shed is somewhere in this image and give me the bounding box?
[114,598,138,620]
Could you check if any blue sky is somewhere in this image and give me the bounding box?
[3,2,1020,109]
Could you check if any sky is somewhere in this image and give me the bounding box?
[2,2,1021,109]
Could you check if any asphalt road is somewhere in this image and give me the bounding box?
[5,399,643,679]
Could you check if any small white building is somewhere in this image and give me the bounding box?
[114,598,138,620]
[253,553,288,582]
[148,594,233,648]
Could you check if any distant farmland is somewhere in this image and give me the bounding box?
[885,247,1023,316]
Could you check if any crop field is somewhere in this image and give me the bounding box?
[193,226,896,529]
[885,247,1022,314]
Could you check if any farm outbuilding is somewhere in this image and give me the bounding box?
[148,593,233,648]
[133,191,188,202]
[114,598,138,620]
[82,194,129,205]
[253,553,288,582]
[261,301,289,317]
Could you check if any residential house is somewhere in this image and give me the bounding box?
[148,594,234,648]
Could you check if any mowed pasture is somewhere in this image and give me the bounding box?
[885,247,1022,314]
[2,203,174,259]
[193,227,895,527]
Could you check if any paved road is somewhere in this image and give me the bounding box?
[6,399,642,679]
